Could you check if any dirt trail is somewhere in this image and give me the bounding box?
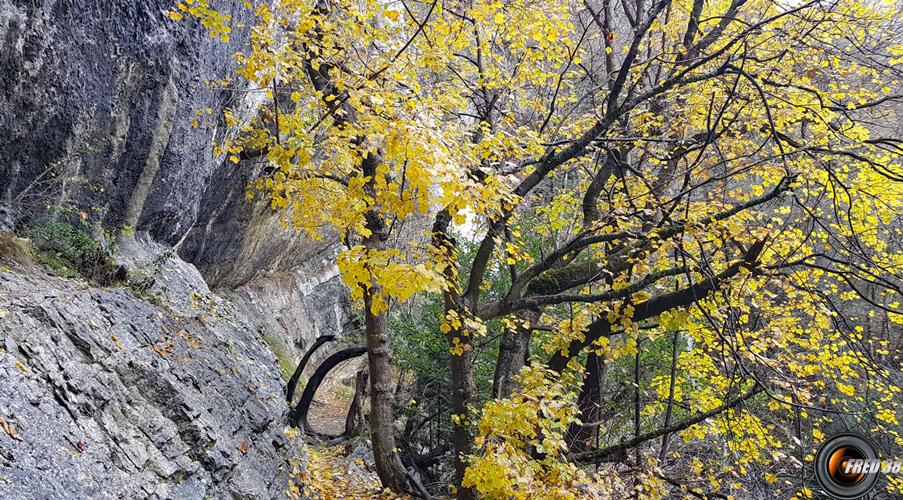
[307,386,352,436]
[290,357,417,498]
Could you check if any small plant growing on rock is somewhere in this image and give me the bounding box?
[23,220,126,286]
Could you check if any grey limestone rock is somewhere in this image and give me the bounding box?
[0,240,306,499]
[0,0,352,382]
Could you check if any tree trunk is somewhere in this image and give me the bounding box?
[344,367,369,437]
[432,210,477,498]
[292,346,367,431]
[364,285,410,492]
[566,352,605,453]
[356,147,410,491]
[659,331,680,460]
[286,334,336,404]
[449,323,476,500]
[491,309,540,399]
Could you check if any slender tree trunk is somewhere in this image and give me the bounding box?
[659,331,680,460]
[449,321,477,500]
[633,335,642,474]
[301,7,407,488]
[286,334,336,404]
[345,367,369,437]
[364,284,409,491]
[432,210,477,499]
[491,309,540,399]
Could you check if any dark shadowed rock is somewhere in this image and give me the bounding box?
[0,0,246,241]
[0,0,352,376]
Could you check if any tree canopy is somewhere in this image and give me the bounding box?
[175,0,903,497]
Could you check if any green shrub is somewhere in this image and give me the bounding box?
[26,221,98,259]
[23,221,126,285]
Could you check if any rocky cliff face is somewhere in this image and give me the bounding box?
[2,0,229,238]
[0,0,353,364]
[1,0,352,357]
[0,0,353,497]
[0,234,306,498]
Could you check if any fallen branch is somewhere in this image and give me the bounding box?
[292,346,367,431]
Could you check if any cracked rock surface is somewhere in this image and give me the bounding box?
[0,237,302,499]
[0,0,352,383]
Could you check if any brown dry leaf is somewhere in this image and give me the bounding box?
[237,441,250,454]
[111,335,126,350]
[152,343,173,357]
[0,417,21,441]
[177,329,205,349]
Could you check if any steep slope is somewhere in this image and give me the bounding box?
[0,0,352,364]
[0,1,360,495]
[0,234,304,498]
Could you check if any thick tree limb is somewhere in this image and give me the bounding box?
[570,383,763,463]
[548,238,767,373]
[286,334,336,404]
[512,266,689,311]
[479,176,793,319]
